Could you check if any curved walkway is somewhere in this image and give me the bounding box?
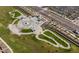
[36,35,59,47]
[42,30,70,49]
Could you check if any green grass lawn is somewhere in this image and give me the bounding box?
[43,30,68,47]
[21,29,33,33]
[14,11,21,17]
[39,34,57,45]
[0,6,79,53]
[9,10,21,18]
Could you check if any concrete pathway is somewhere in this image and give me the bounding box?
[43,30,70,49]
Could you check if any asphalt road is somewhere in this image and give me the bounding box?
[28,6,79,32]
